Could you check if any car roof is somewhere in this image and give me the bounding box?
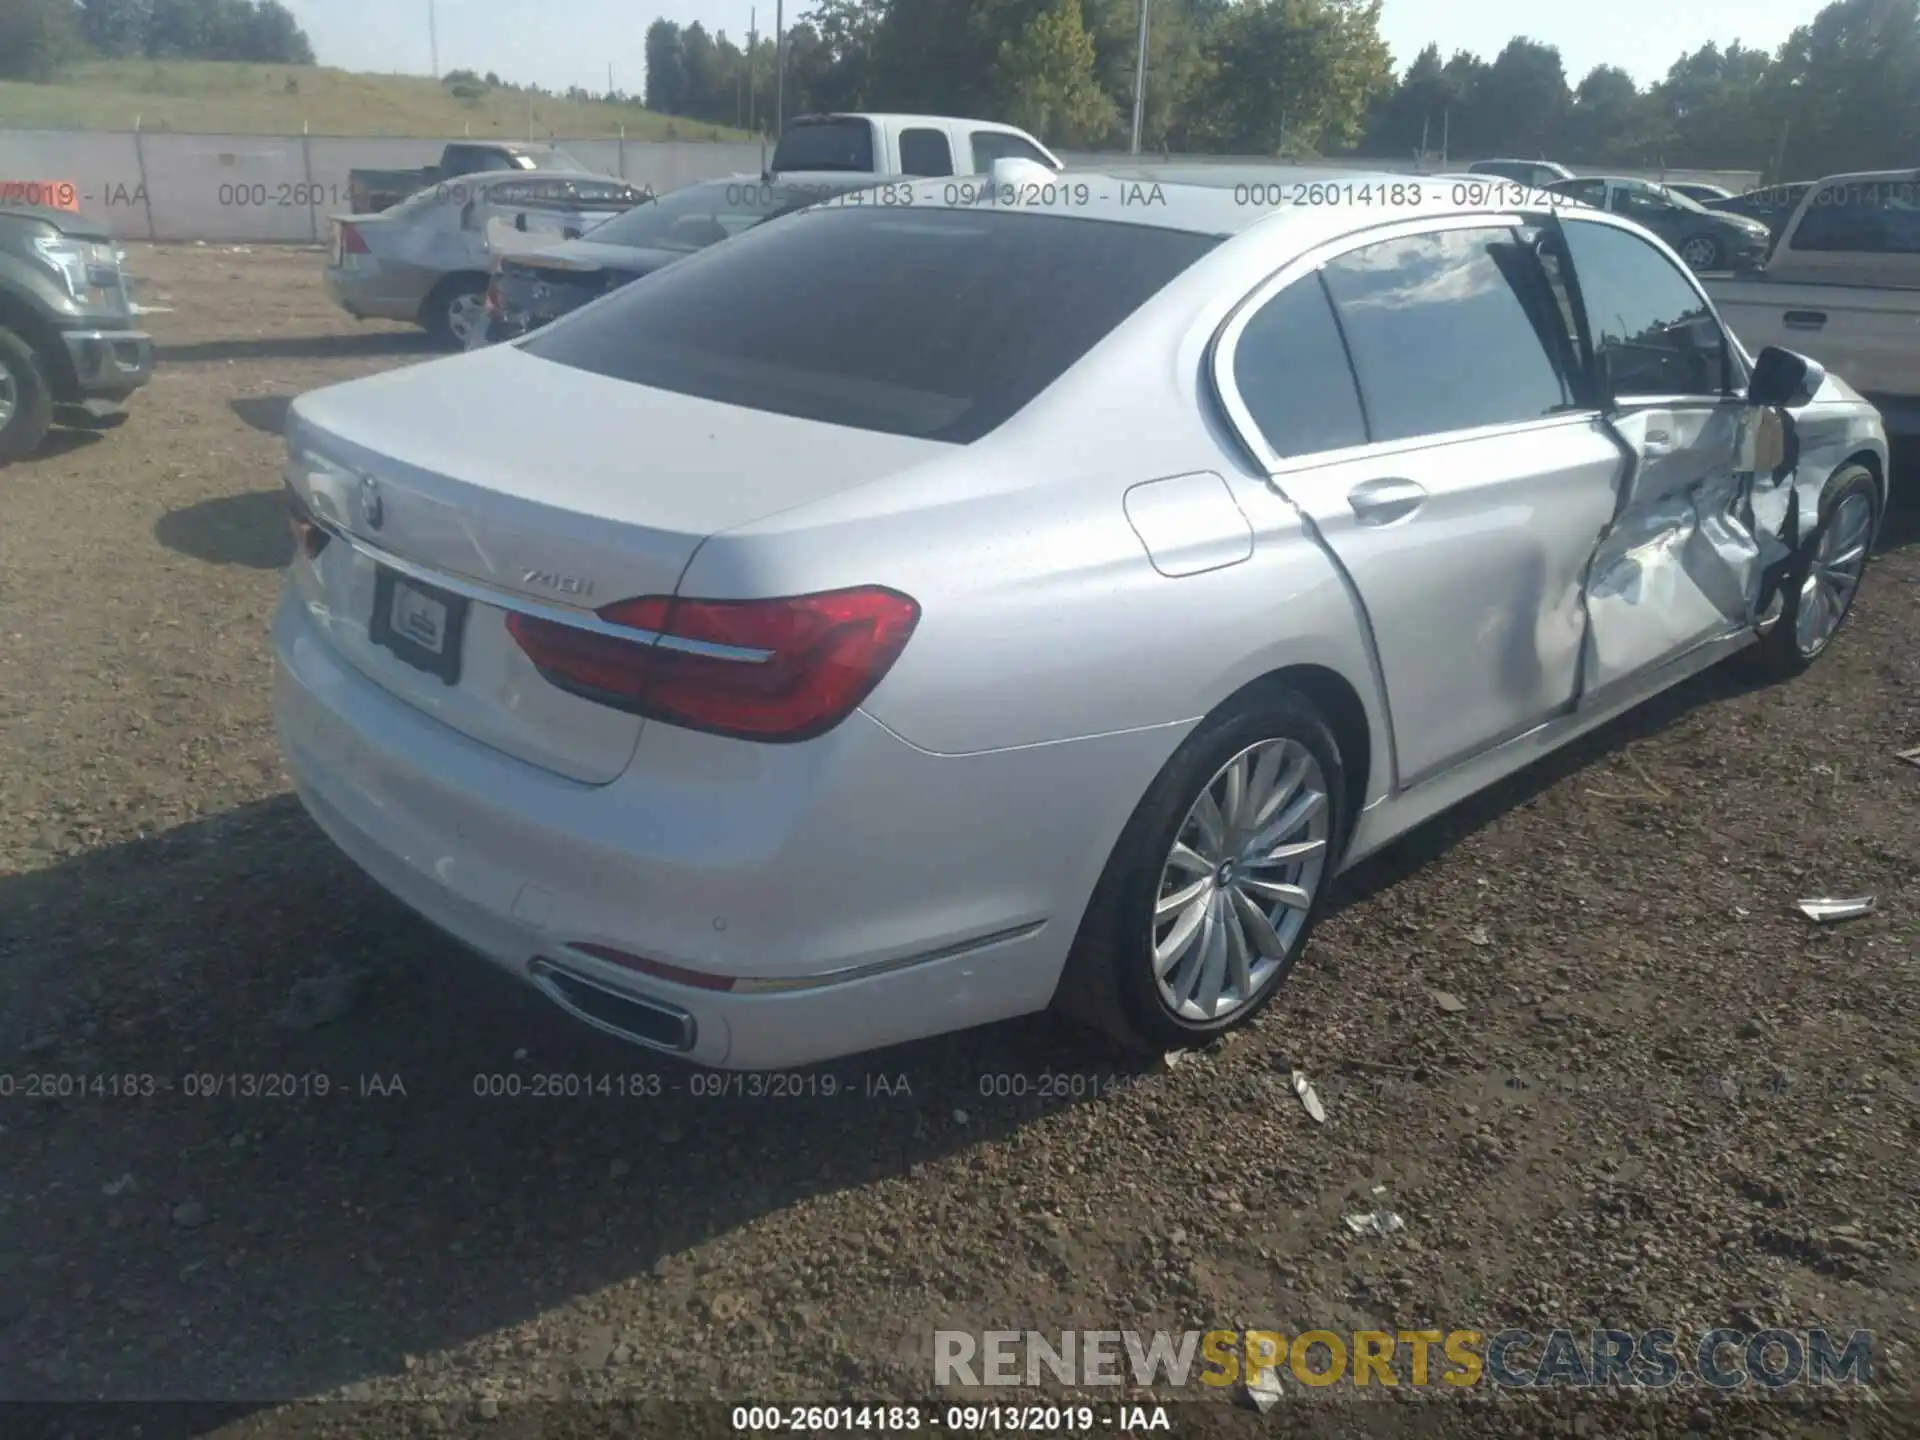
[1802,167,1920,186]
[823,168,1574,240]
[474,169,634,190]
[786,112,1030,133]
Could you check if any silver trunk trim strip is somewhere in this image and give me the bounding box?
[310,514,775,664]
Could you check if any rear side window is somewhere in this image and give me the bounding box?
[971,131,1054,171]
[1320,226,1577,443]
[1230,276,1368,457]
[1553,179,1606,208]
[1792,179,1920,254]
[1558,219,1728,397]
[523,207,1220,443]
[899,128,955,177]
[772,119,876,173]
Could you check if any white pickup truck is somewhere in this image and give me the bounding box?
[769,113,1062,182]
[1706,168,1920,436]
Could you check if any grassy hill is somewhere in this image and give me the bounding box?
[0,60,752,140]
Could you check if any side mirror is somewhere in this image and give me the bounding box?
[514,212,528,232]
[1747,345,1825,408]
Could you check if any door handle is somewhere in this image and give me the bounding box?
[1642,428,1675,458]
[1347,477,1428,525]
[1784,310,1826,330]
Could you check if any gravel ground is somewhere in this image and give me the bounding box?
[1,244,1917,1439]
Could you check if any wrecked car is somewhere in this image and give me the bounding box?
[273,178,1885,1069]
[324,171,645,347]
[474,174,876,346]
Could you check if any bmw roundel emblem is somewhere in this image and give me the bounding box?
[360,474,384,531]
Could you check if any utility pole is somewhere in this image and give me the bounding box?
[608,62,614,98]
[1129,0,1151,155]
[1441,107,1450,166]
[748,9,757,134]
[775,0,785,136]
[427,0,438,78]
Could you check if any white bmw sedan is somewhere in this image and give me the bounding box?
[275,171,1887,1069]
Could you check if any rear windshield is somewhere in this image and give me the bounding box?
[772,119,876,173]
[589,180,847,252]
[521,206,1220,443]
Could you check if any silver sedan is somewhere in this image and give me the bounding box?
[275,174,1887,1068]
[322,170,645,347]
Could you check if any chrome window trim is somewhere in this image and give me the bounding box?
[1210,206,1758,474]
[306,510,776,664]
[1209,210,1604,475]
[1546,209,1752,396]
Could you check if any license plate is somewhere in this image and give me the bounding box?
[369,566,468,685]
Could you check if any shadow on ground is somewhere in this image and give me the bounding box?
[1,429,102,468]
[230,396,292,437]
[154,489,294,569]
[159,332,439,364]
[0,792,1145,1417]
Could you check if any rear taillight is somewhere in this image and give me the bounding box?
[504,586,920,742]
[338,222,369,255]
[484,275,503,316]
[284,483,330,559]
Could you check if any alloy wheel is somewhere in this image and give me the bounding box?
[1679,236,1721,269]
[1795,489,1874,656]
[1150,737,1331,1023]
[446,292,487,345]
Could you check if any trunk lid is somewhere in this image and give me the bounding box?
[497,241,671,326]
[284,344,944,783]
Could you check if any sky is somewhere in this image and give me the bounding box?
[280,0,1825,102]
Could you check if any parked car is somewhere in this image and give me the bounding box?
[275,175,1885,1069]
[1665,181,1735,204]
[324,171,647,347]
[1708,181,1817,245]
[475,174,873,346]
[347,141,586,216]
[770,112,1061,181]
[1541,174,1770,272]
[0,201,152,462]
[1706,168,1920,437]
[1467,158,1575,187]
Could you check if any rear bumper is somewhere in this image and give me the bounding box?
[58,327,153,400]
[271,588,1173,1068]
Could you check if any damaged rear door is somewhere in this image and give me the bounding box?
[1545,215,1792,702]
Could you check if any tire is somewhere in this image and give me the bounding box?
[1749,462,1879,679]
[1054,685,1350,1055]
[1677,234,1725,271]
[0,326,54,465]
[421,275,488,349]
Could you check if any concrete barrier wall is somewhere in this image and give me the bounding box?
[0,128,1764,242]
[0,129,768,241]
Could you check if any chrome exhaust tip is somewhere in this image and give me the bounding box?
[526,957,696,1054]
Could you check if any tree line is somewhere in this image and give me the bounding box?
[644,0,1920,181]
[0,0,314,79]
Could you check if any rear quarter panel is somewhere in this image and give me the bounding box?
[675,231,1394,797]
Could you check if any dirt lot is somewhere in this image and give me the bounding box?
[1,243,1917,1439]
